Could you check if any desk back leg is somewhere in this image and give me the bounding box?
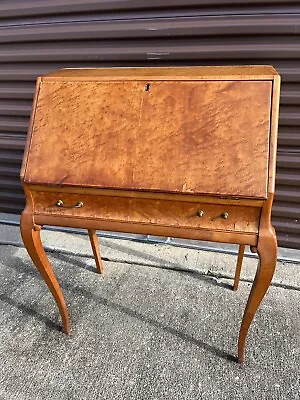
[20,211,70,334]
[88,230,103,274]
[233,244,245,291]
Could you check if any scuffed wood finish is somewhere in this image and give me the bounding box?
[88,230,103,274]
[32,191,260,234]
[24,80,272,199]
[20,66,281,363]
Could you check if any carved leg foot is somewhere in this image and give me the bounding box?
[88,229,103,274]
[238,232,277,363]
[233,244,245,291]
[20,211,70,334]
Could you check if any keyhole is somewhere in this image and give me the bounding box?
[145,83,150,92]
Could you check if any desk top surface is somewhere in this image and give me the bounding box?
[23,67,276,199]
[42,65,279,82]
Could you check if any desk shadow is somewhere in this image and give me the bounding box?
[8,253,236,362]
[63,280,238,363]
[98,236,235,290]
[50,250,99,274]
[49,246,233,291]
[0,293,61,332]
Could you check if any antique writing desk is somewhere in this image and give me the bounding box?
[20,66,280,363]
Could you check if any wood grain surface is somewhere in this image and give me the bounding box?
[24,80,272,198]
[32,191,260,234]
[133,80,271,198]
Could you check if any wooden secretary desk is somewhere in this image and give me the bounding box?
[20,66,280,363]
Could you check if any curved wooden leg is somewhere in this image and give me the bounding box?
[88,229,103,274]
[20,211,70,334]
[238,232,277,363]
[233,244,245,291]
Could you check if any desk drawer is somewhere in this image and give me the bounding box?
[32,191,260,234]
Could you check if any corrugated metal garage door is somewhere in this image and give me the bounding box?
[0,0,299,249]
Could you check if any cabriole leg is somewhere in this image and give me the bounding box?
[238,232,277,363]
[20,211,70,334]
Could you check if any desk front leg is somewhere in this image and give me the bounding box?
[20,209,70,334]
[238,195,277,363]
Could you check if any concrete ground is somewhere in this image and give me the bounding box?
[0,218,299,400]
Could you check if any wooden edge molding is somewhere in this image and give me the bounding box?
[42,75,276,82]
[268,75,281,194]
[20,78,42,180]
[34,213,258,246]
[41,65,278,82]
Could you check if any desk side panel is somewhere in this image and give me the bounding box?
[20,78,41,180]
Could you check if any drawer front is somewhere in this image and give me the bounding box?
[32,191,260,234]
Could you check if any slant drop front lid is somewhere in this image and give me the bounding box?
[24,68,272,198]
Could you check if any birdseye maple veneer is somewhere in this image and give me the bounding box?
[20,66,280,363]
